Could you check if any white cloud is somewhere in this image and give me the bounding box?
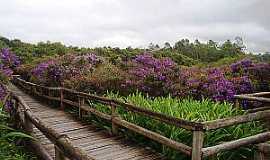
[0,0,269,53]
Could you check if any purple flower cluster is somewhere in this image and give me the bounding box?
[183,67,255,102]
[46,65,64,83]
[0,64,13,77]
[31,60,55,78]
[30,53,101,87]
[231,76,253,94]
[248,63,270,91]
[74,53,101,66]
[85,53,100,64]
[0,48,20,69]
[131,53,176,81]
[0,84,6,101]
[204,69,235,101]
[123,53,178,96]
[0,48,20,102]
[230,59,253,73]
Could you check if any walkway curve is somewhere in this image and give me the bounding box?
[9,84,165,160]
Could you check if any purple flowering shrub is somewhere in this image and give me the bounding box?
[248,63,270,91]
[29,53,102,87]
[0,48,20,101]
[203,69,235,101]
[123,53,180,96]
[230,59,270,92]
[21,52,270,104]
[0,48,20,81]
[0,48,20,69]
[176,59,268,103]
[177,68,236,102]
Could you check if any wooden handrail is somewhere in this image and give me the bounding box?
[15,77,204,131]
[234,95,270,103]
[202,131,270,157]
[202,110,270,130]
[10,93,94,160]
[12,76,270,160]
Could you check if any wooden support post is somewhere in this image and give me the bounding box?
[255,143,270,160]
[235,98,240,109]
[48,90,52,105]
[111,103,119,135]
[60,88,64,110]
[14,99,20,129]
[78,97,85,119]
[33,86,36,95]
[24,112,33,133]
[192,130,204,160]
[255,149,265,160]
[55,145,66,160]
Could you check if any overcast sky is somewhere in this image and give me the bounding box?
[1,0,269,53]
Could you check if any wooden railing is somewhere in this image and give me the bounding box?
[5,85,94,160]
[12,76,270,160]
[234,92,270,113]
[234,92,270,159]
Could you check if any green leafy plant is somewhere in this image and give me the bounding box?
[88,92,264,160]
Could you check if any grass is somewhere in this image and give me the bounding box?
[86,91,265,160]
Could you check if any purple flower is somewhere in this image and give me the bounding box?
[230,59,253,73]
[0,48,20,68]
[31,60,55,78]
[0,84,7,101]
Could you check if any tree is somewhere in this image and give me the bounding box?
[148,43,155,50]
[164,42,172,49]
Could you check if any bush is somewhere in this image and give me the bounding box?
[64,62,127,94]
[20,52,270,105]
[91,92,264,160]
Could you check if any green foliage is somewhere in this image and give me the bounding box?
[89,92,264,160]
[0,103,36,160]
[2,35,262,67]
[153,50,197,66]
[65,62,127,94]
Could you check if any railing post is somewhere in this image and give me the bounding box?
[32,86,36,96]
[192,130,204,160]
[255,143,270,160]
[48,89,52,105]
[60,88,64,110]
[78,96,85,119]
[55,145,66,160]
[235,98,240,108]
[24,112,33,133]
[111,102,119,135]
[13,98,21,129]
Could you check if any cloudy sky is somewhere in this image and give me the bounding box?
[1,0,269,53]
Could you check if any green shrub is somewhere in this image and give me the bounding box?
[64,62,127,94]
[89,92,264,160]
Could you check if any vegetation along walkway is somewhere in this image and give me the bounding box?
[8,84,165,160]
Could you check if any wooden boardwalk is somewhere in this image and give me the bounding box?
[9,84,165,160]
